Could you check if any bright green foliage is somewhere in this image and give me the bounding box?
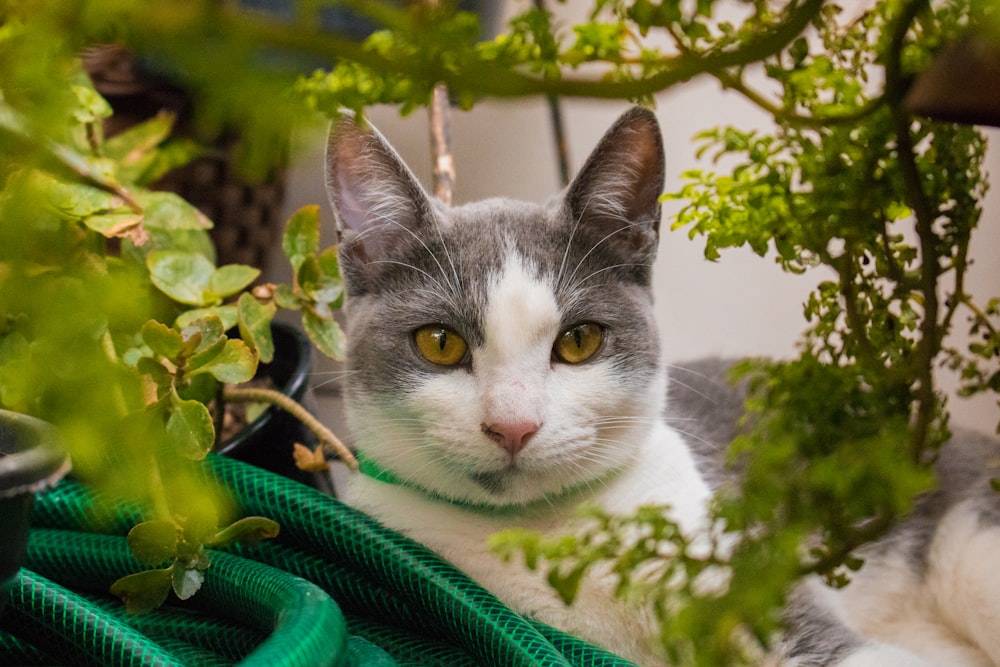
[277,205,347,360]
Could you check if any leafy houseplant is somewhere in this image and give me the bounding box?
[0,70,353,611]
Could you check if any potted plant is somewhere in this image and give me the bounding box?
[0,62,356,615]
[0,410,70,613]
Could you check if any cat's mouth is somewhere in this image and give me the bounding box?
[469,469,515,495]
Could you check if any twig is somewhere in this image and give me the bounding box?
[428,82,455,205]
[223,386,358,471]
[534,0,570,187]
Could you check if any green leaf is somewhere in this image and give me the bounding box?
[72,84,113,124]
[137,357,172,397]
[103,111,175,164]
[110,568,172,615]
[147,251,216,306]
[548,563,585,606]
[274,283,300,310]
[207,264,259,300]
[83,212,145,239]
[209,516,281,549]
[176,305,239,331]
[180,316,226,355]
[186,337,226,372]
[28,169,119,218]
[172,563,205,601]
[303,310,346,360]
[317,245,341,281]
[192,339,258,384]
[138,191,212,231]
[167,389,215,460]
[238,292,276,363]
[140,139,204,185]
[282,205,320,272]
[297,254,323,291]
[141,320,185,360]
[127,520,179,567]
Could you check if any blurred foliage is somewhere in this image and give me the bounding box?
[0,3,345,609]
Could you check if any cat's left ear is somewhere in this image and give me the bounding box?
[565,107,665,239]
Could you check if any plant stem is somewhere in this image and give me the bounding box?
[885,0,941,462]
[223,0,825,101]
[222,386,358,471]
[428,82,455,205]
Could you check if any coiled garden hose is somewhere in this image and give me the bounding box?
[3,454,637,666]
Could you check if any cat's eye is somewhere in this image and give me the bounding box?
[414,325,468,366]
[554,323,603,364]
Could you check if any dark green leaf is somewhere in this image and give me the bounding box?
[110,568,173,615]
[127,520,179,567]
[210,516,281,548]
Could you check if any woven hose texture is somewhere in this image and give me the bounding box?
[4,568,184,666]
[14,455,637,666]
[14,530,347,667]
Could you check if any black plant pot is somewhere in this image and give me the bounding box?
[216,322,329,491]
[0,411,70,613]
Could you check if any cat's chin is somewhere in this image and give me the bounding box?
[469,469,514,496]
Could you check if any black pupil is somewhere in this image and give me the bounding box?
[573,327,584,348]
[436,330,447,351]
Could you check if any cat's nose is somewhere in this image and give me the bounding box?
[482,421,539,457]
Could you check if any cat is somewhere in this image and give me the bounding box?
[324,107,1000,666]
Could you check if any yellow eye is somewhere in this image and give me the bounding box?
[414,325,468,366]
[554,323,603,364]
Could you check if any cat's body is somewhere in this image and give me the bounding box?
[325,108,1000,666]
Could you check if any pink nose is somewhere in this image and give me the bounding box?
[482,421,539,457]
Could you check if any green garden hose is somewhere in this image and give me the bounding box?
[5,454,637,666]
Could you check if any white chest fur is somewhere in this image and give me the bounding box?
[343,422,710,664]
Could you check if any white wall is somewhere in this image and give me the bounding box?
[275,2,1000,437]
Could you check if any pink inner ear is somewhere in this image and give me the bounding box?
[333,169,370,235]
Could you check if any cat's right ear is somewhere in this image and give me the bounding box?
[325,115,433,285]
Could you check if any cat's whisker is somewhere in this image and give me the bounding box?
[572,262,651,286]
[563,219,646,291]
[373,216,462,301]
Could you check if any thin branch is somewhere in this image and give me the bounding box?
[428,82,455,204]
[715,69,886,128]
[222,0,825,101]
[223,386,358,471]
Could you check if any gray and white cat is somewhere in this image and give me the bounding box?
[325,107,1000,666]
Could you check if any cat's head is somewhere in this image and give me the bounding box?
[326,107,665,508]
